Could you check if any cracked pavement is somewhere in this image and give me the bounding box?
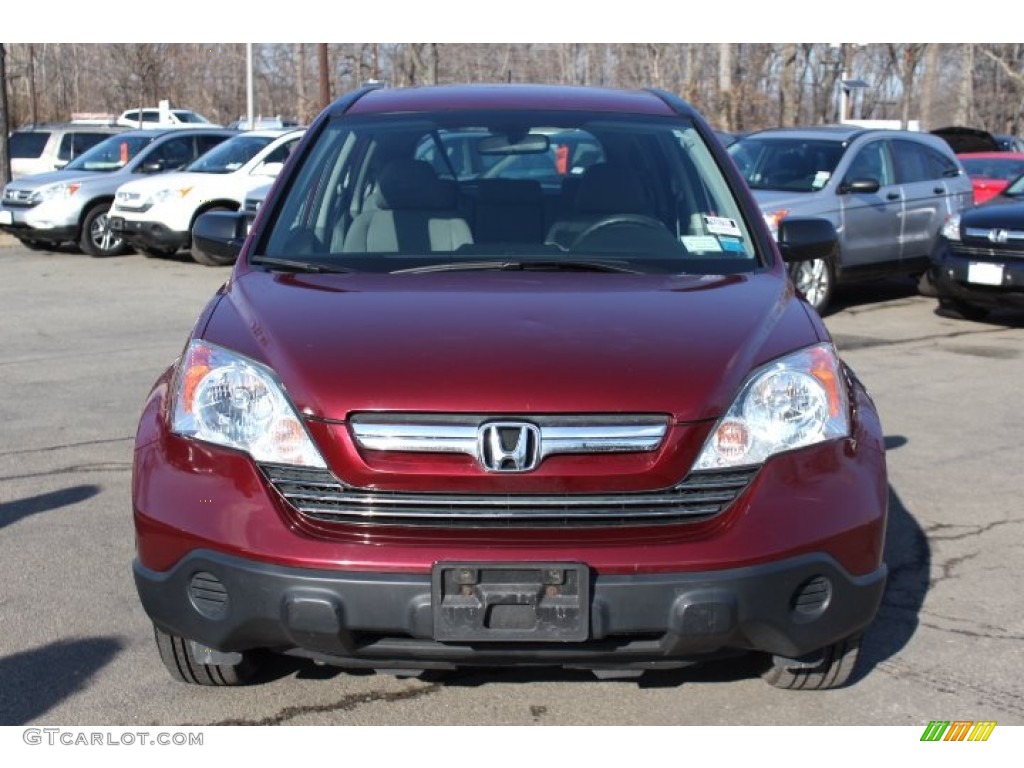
[1,241,1022,726]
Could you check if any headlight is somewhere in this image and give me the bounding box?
[941,214,961,241]
[694,343,850,470]
[32,182,80,202]
[171,340,326,468]
[151,186,192,204]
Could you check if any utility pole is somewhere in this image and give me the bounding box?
[318,44,330,110]
[0,43,11,185]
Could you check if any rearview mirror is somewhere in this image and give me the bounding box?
[477,133,551,155]
[778,217,838,263]
[839,178,880,195]
[192,211,248,265]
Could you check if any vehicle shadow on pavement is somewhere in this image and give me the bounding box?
[826,277,921,315]
[853,445,931,683]
[0,484,101,531]
[0,637,123,725]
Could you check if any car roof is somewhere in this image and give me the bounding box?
[341,84,681,118]
[740,125,877,142]
[14,122,124,132]
[957,151,1024,159]
[230,128,304,140]
[115,127,237,140]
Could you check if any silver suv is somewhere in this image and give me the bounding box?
[728,126,973,312]
[8,123,127,179]
[0,127,235,256]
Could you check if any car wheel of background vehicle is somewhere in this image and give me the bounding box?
[788,256,835,314]
[79,203,129,257]
[190,205,237,266]
[761,633,861,690]
[153,625,259,686]
[937,296,989,321]
[916,270,938,298]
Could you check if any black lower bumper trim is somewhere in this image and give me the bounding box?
[134,550,886,667]
[109,217,188,251]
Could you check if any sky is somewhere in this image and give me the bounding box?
[2,2,1013,44]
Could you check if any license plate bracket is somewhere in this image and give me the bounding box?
[432,562,590,642]
[968,261,1004,286]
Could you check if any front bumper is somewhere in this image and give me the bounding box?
[0,202,79,242]
[931,241,1024,309]
[135,548,886,669]
[108,215,189,251]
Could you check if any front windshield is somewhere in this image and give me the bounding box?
[64,134,155,172]
[1001,173,1024,197]
[174,110,209,124]
[729,137,845,192]
[257,110,759,275]
[186,135,274,173]
[961,156,1024,181]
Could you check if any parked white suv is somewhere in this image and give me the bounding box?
[109,128,303,264]
[117,108,218,129]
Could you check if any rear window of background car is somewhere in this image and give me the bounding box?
[10,132,51,159]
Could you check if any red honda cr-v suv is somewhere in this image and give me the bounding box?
[133,83,887,689]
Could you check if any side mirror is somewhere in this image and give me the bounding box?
[253,161,284,178]
[838,178,880,195]
[778,217,838,263]
[192,211,247,265]
[141,161,164,174]
[53,160,69,170]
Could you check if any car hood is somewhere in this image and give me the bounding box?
[116,171,200,195]
[748,189,824,213]
[201,270,819,423]
[3,169,104,191]
[963,195,1024,225]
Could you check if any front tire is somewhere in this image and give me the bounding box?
[79,203,129,257]
[762,633,862,690]
[153,625,260,686]
[789,257,835,315]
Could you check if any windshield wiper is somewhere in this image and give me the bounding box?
[249,256,354,274]
[391,259,643,275]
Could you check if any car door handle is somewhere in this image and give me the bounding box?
[933,187,944,194]
[886,192,900,201]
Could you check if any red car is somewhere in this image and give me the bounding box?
[133,84,888,690]
[958,151,1024,204]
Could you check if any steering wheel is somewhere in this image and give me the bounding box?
[569,214,671,252]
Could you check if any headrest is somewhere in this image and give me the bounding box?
[573,163,648,214]
[377,159,457,210]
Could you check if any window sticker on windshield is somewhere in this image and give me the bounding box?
[719,237,745,253]
[681,235,722,252]
[812,171,831,189]
[703,215,742,237]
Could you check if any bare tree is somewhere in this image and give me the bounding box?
[1,43,11,185]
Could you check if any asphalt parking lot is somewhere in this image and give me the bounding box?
[1,234,1022,727]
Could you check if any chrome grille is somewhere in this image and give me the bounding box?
[950,242,1024,260]
[350,414,668,465]
[3,188,36,206]
[259,463,758,528]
